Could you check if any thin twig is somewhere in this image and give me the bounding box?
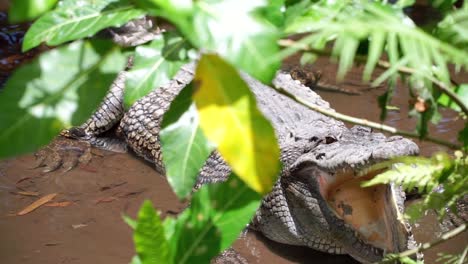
[277,39,468,117]
[378,223,467,263]
[273,86,461,149]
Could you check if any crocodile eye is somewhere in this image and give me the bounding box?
[325,136,337,144]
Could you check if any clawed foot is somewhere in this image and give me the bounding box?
[33,136,93,173]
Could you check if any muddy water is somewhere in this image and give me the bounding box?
[0,55,466,263]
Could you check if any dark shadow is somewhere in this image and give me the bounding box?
[250,230,359,264]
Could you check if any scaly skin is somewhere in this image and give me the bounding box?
[61,62,420,263]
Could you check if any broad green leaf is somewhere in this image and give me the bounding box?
[22,0,145,51]
[208,175,262,249]
[169,195,221,264]
[193,54,280,195]
[124,32,194,108]
[8,0,58,22]
[134,0,193,16]
[168,175,261,263]
[0,40,126,158]
[140,0,281,83]
[160,84,215,199]
[134,201,171,264]
[190,0,281,83]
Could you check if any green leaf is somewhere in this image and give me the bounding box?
[122,214,138,229]
[193,54,281,195]
[437,84,468,112]
[253,0,286,28]
[458,123,468,149]
[168,199,221,264]
[168,175,261,263]
[207,175,262,249]
[130,255,142,264]
[0,40,126,158]
[160,84,215,199]
[124,32,194,108]
[141,0,281,83]
[134,201,171,264]
[191,0,281,83]
[283,0,468,99]
[8,0,58,22]
[22,0,145,51]
[363,31,385,81]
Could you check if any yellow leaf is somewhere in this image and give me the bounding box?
[193,54,280,194]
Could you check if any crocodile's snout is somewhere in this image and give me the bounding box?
[284,129,418,263]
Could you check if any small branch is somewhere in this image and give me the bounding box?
[378,223,467,263]
[277,39,468,117]
[273,86,461,149]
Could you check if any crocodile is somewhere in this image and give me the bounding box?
[35,60,421,263]
[29,15,423,263]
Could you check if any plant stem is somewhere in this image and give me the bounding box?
[378,223,467,263]
[277,39,468,117]
[273,85,461,149]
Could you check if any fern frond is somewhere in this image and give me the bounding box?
[436,246,468,264]
[361,153,453,193]
[284,0,468,93]
[436,3,468,51]
[362,151,468,221]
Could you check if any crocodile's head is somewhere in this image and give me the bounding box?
[254,125,419,263]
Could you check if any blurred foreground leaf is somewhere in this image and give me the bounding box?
[193,54,281,195]
[133,201,171,264]
[138,0,281,83]
[23,0,144,51]
[161,84,215,199]
[167,176,261,263]
[8,0,58,22]
[0,40,126,158]
[124,32,194,108]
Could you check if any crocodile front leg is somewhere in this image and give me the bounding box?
[34,70,128,172]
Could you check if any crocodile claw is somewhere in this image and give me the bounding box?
[33,136,92,173]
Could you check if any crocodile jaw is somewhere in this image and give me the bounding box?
[317,168,410,262]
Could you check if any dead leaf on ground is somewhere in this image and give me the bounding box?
[79,165,98,173]
[17,193,58,216]
[72,224,88,229]
[15,177,31,185]
[95,196,118,204]
[45,201,72,207]
[99,181,127,191]
[11,191,40,197]
[117,189,146,198]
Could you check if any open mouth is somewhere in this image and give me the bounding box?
[317,167,410,257]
